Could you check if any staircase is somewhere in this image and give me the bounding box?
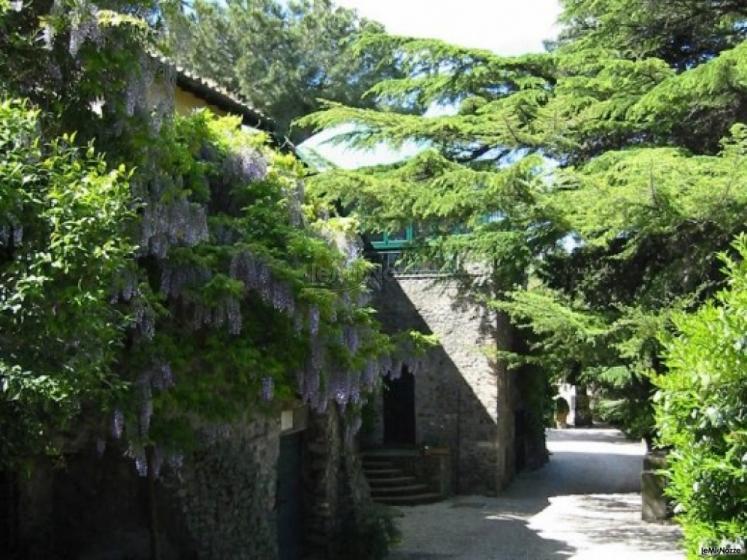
[363,454,442,506]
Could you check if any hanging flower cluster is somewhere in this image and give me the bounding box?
[106,360,180,478]
[0,224,23,247]
[160,261,212,299]
[139,198,209,258]
[189,295,242,334]
[135,301,156,340]
[222,146,268,184]
[68,7,102,56]
[284,180,305,227]
[229,250,296,315]
[94,107,408,478]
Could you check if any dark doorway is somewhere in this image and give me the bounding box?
[277,432,303,560]
[383,366,416,446]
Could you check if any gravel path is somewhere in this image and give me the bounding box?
[386,427,684,560]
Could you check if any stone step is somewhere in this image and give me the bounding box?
[372,492,443,506]
[362,459,394,468]
[366,475,417,486]
[361,448,419,457]
[371,484,429,497]
[362,467,402,476]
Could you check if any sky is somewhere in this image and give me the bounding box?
[335,0,562,56]
[299,0,562,169]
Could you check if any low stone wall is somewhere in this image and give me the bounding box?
[642,450,673,522]
[9,416,281,559]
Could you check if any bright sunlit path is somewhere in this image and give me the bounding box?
[387,428,684,560]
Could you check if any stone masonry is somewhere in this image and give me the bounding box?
[6,408,385,560]
[371,272,517,495]
[9,416,281,560]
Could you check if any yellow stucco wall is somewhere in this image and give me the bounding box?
[174,87,229,117]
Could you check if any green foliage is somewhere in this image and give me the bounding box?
[495,287,656,439]
[0,99,135,465]
[305,148,564,284]
[110,109,393,457]
[340,502,400,560]
[162,0,399,141]
[1,0,153,139]
[555,0,747,69]
[493,287,611,373]
[630,43,747,153]
[0,0,398,472]
[656,236,747,557]
[300,1,747,447]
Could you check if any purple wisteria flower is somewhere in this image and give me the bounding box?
[111,409,125,440]
[261,377,274,401]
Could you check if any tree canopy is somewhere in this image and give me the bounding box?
[2,0,746,554]
[301,0,747,433]
[162,0,399,141]
[299,0,747,551]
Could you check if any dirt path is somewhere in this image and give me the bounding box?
[386,427,684,560]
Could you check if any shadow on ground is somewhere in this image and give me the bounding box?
[387,494,573,560]
[386,427,683,560]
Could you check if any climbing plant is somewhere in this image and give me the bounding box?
[0,0,428,480]
[0,98,135,467]
[108,108,399,471]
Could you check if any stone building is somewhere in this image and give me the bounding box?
[3,54,548,560]
[2,61,379,560]
[361,242,548,499]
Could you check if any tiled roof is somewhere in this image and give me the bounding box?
[151,52,274,132]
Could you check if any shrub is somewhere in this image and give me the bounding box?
[656,236,747,557]
[0,98,135,465]
[554,396,570,415]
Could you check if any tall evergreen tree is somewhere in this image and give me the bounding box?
[299,0,747,444]
[555,0,747,69]
[162,0,399,141]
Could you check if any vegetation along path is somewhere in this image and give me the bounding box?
[387,428,683,560]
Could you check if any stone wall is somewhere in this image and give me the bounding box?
[8,415,281,560]
[303,405,388,560]
[163,418,281,559]
[371,273,517,495]
[5,408,389,560]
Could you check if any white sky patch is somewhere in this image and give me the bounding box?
[336,0,561,55]
[299,0,562,168]
[300,124,423,170]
